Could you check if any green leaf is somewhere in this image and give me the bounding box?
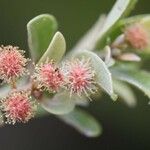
[38,31,66,64]
[103,46,115,67]
[0,111,4,126]
[59,108,102,137]
[113,79,137,107]
[139,15,150,31]
[117,14,150,32]
[118,14,149,26]
[0,85,11,98]
[41,92,75,115]
[73,50,117,100]
[75,96,89,107]
[27,14,58,62]
[35,105,49,117]
[95,0,137,49]
[111,67,150,98]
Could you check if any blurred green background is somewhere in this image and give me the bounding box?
[0,0,150,150]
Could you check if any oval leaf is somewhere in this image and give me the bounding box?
[118,15,150,33]
[95,0,137,49]
[113,79,137,107]
[27,14,58,62]
[73,50,117,100]
[111,67,150,98]
[59,108,102,137]
[41,92,75,115]
[38,31,66,64]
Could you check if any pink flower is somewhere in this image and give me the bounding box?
[0,45,28,83]
[1,91,36,124]
[125,24,149,49]
[34,61,64,92]
[63,58,96,97]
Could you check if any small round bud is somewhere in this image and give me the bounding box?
[124,23,149,49]
[34,61,64,92]
[0,45,28,83]
[63,58,97,97]
[0,91,36,124]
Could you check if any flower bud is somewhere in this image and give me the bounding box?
[124,24,149,49]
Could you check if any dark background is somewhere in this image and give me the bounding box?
[0,0,150,149]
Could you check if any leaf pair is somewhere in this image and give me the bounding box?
[27,14,66,64]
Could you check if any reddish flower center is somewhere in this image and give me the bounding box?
[39,63,64,91]
[65,59,96,96]
[69,65,90,92]
[125,24,149,49]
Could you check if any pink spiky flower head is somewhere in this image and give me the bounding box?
[63,58,97,97]
[34,60,64,92]
[124,23,149,49]
[1,91,36,124]
[0,45,28,83]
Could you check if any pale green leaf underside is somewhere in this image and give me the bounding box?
[41,92,75,115]
[0,85,10,98]
[119,14,150,26]
[35,105,49,117]
[113,79,137,107]
[59,108,102,137]
[95,0,137,49]
[38,31,66,64]
[0,111,4,126]
[111,67,150,98]
[27,14,58,62]
[73,50,117,100]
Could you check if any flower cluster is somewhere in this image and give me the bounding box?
[0,45,35,124]
[1,21,149,125]
[0,45,97,125]
[33,58,97,97]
